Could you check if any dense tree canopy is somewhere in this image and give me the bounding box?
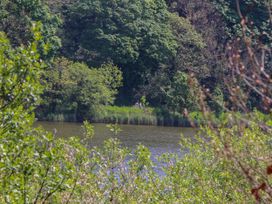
[169,14,208,78]
[63,0,177,65]
[62,0,179,102]
[212,0,271,42]
[1,0,269,118]
[166,0,228,96]
[0,0,61,58]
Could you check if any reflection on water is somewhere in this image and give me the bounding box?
[35,122,196,157]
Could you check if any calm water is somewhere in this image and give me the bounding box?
[35,122,196,157]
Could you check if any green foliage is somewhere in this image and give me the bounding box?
[106,123,122,137]
[82,121,94,139]
[94,106,158,125]
[141,69,198,113]
[169,13,209,78]
[140,95,149,107]
[188,111,204,124]
[92,106,197,127]
[59,116,271,203]
[37,58,123,121]
[99,63,123,96]
[166,0,227,86]
[0,0,61,58]
[63,0,178,101]
[0,28,88,203]
[212,0,271,42]
[210,86,224,115]
[1,30,269,203]
[146,71,199,113]
[64,0,177,65]
[1,2,272,203]
[160,137,250,202]
[0,26,43,129]
[166,71,199,112]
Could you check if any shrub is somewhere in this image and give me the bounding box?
[38,59,123,121]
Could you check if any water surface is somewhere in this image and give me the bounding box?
[36,122,196,157]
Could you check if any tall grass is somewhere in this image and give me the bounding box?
[36,106,204,127]
[36,113,77,122]
[90,106,197,127]
[91,106,158,125]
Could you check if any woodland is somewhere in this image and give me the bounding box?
[0,0,272,203]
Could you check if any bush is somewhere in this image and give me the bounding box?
[1,25,270,203]
[0,28,89,203]
[37,58,123,121]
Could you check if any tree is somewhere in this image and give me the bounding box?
[141,69,199,112]
[212,0,271,43]
[169,13,209,78]
[166,0,228,85]
[189,3,272,201]
[37,58,123,121]
[62,0,178,102]
[166,71,199,112]
[0,25,44,130]
[139,13,209,111]
[0,28,93,203]
[0,0,61,58]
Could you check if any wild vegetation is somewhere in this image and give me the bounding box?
[37,58,123,121]
[1,0,269,122]
[0,0,272,203]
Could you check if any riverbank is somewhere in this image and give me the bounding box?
[36,106,204,127]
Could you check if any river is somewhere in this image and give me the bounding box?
[36,122,196,157]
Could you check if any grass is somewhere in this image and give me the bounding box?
[91,106,196,127]
[36,112,77,122]
[91,106,158,125]
[36,106,205,127]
